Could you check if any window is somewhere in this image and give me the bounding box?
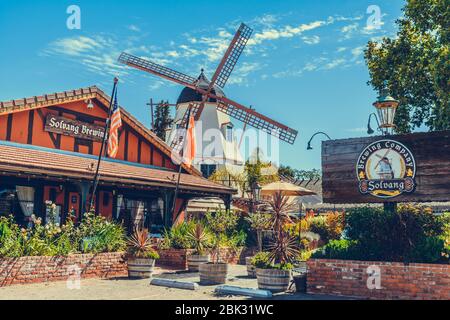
[0,186,35,226]
[115,195,165,235]
[200,164,217,178]
[224,123,234,142]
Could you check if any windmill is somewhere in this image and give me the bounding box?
[118,23,298,152]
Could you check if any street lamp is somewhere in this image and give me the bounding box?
[373,81,399,135]
[246,181,261,213]
[307,131,332,150]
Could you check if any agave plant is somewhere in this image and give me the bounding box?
[127,228,159,259]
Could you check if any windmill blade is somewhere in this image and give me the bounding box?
[118,52,197,89]
[210,23,253,89]
[216,97,298,144]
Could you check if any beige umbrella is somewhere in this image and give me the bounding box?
[261,181,317,197]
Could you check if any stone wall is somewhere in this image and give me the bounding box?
[0,252,127,287]
[307,259,450,300]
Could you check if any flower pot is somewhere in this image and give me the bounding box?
[256,268,292,293]
[245,256,256,278]
[187,254,210,272]
[199,263,228,285]
[293,273,307,293]
[127,257,156,279]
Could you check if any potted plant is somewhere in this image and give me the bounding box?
[252,191,299,293]
[186,222,211,272]
[245,212,271,277]
[126,228,160,279]
[199,208,238,285]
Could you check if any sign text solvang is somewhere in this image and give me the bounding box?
[356,139,416,199]
[45,114,106,142]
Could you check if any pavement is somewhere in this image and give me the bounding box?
[0,265,349,300]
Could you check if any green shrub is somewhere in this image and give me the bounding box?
[0,216,23,257]
[77,213,126,254]
[160,221,196,250]
[312,239,360,260]
[316,205,449,264]
[251,251,271,268]
[309,212,344,243]
[0,212,126,257]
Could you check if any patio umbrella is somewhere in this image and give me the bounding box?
[261,181,317,197]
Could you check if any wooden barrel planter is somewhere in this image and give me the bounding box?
[187,254,210,272]
[256,268,292,293]
[199,263,228,285]
[245,257,256,278]
[127,258,156,279]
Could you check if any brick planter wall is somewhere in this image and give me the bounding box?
[0,252,127,287]
[157,247,257,269]
[307,259,450,300]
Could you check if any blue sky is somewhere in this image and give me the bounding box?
[0,0,405,170]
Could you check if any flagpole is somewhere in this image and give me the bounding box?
[89,77,119,211]
[171,104,193,224]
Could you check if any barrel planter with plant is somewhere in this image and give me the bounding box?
[245,256,256,278]
[186,223,211,272]
[251,191,299,292]
[126,229,160,279]
[199,209,238,285]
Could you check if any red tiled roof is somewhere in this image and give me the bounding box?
[0,143,235,195]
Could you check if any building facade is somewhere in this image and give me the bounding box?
[0,86,234,233]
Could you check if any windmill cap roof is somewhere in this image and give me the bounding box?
[177,70,225,104]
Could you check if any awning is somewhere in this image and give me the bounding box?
[0,141,235,196]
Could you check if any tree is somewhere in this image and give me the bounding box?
[278,165,321,181]
[153,101,173,141]
[365,0,449,133]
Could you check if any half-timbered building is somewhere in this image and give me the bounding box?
[0,86,234,233]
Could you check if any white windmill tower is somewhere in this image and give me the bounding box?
[167,69,244,177]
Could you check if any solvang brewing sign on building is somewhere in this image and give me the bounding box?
[322,130,450,203]
[45,114,106,142]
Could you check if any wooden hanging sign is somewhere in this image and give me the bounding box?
[45,114,106,142]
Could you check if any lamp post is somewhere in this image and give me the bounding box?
[372,81,399,135]
[247,181,261,213]
[306,131,332,150]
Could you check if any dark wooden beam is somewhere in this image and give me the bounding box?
[27,110,34,144]
[6,114,13,141]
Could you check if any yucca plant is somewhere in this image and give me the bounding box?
[266,191,299,268]
[127,228,159,259]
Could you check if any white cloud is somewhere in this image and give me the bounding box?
[127,25,141,32]
[323,58,346,70]
[43,36,107,57]
[248,20,326,46]
[302,35,320,45]
[351,45,365,60]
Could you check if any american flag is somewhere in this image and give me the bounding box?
[107,94,122,158]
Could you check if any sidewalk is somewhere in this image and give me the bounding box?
[0,265,350,300]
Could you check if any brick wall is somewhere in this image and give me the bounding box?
[307,259,450,300]
[0,252,127,287]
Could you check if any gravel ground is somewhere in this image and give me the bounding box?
[0,265,348,300]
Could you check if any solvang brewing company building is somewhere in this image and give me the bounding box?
[0,86,234,233]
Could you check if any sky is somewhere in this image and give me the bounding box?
[0,0,405,170]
